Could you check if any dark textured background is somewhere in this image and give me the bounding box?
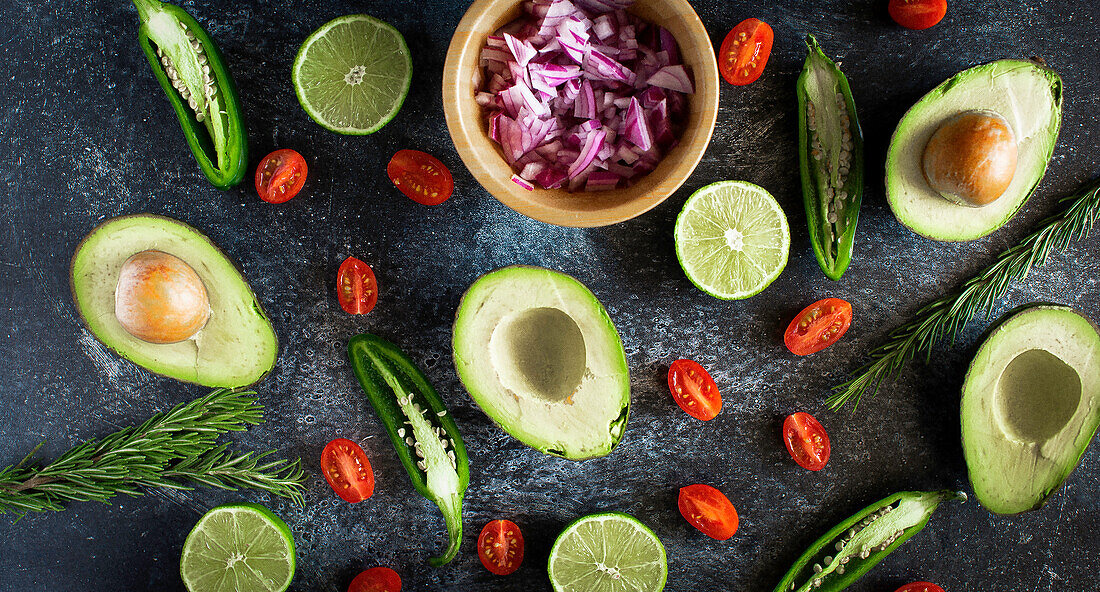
[2,1,1099,590]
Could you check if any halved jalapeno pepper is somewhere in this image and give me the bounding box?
[132,0,247,188]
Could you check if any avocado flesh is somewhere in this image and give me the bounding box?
[71,214,278,388]
[886,60,1062,241]
[961,306,1100,514]
[452,266,630,460]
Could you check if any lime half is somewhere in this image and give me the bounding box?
[674,181,790,300]
[548,512,668,592]
[292,14,412,135]
[180,503,296,592]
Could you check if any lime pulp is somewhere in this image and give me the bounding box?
[547,512,668,592]
[179,503,295,592]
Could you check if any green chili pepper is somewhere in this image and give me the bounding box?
[132,0,247,189]
[797,35,864,281]
[773,490,965,592]
[347,333,470,566]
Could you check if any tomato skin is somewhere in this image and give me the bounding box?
[255,149,307,204]
[387,149,454,206]
[784,298,852,356]
[477,519,524,575]
[668,359,722,421]
[677,484,739,540]
[888,0,947,30]
[321,438,375,503]
[718,18,774,85]
[337,256,379,315]
[347,567,401,592]
[783,412,831,471]
[895,583,946,592]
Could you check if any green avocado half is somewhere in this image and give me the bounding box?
[70,214,278,388]
[961,305,1100,514]
[452,266,630,460]
[886,60,1062,241]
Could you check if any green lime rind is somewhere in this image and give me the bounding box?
[180,503,295,592]
[547,512,668,592]
[674,181,790,300]
[292,14,412,135]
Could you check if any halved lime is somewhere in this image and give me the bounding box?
[292,14,412,135]
[548,512,668,592]
[180,503,295,592]
[674,181,790,300]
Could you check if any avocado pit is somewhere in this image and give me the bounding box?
[921,109,1018,207]
[995,348,1081,443]
[115,249,210,344]
[489,307,586,403]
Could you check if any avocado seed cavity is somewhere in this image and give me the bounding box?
[922,109,1018,207]
[995,349,1081,443]
[115,250,211,344]
[489,307,586,403]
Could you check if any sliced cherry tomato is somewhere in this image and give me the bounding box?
[347,567,401,592]
[320,438,375,503]
[387,149,454,206]
[718,18,774,86]
[888,0,947,30]
[337,256,378,315]
[255,149,307,204]
[784,298,852,356]
[668,359,722,421]
[477,519,524,575]
[895,583,946,592]
[677,484,739,540]
[783,412,831,471]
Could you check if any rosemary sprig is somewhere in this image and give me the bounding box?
[0,389,306,517]
[829,180,1100,410]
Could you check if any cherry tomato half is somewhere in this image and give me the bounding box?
[668,359,722,421]
[347,567,401,592]
[387,149,454,206]
[255,149,307,204]
[895,583,946,592]
[321,438,375,503]
[783,412,831,471]
[784,298,852,356]
[888,0,947,30]
[718,18,774,86]
[478,519,524,575]
[337,256,378,315]
[678,484,739,540]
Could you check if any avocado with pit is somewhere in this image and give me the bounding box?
[452,266,630,460]
[886,59,1062,241]
[961,305,1100,514]
[70,214,278,388]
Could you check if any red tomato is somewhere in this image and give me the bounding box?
[784,298,852,356]
[895,583,946,592]
[387,149,454,206]
[668,359,722,421]
[255,149,307,204]
[337,256,378,315]
[888,0,947,30]
[320,438,375,503]
[783,412,830,471]
[718,18,774,85]
[347,567,401,592]
[678,484,739,540]
[478,519,524,575]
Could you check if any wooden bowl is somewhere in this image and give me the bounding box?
[443,0,720,227]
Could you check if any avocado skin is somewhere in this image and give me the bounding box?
[70,214,278,388]
[960,304,1100,514]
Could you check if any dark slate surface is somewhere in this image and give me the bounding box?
[2,0,1099,590]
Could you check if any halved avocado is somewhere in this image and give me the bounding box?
[70,214,278,388]
[886,60,1062,241]
[961,305,1100,514]
[452,266,630,460]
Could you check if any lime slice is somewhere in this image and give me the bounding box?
[548,512,668,592]
[292,14,412,135]
[674,181,790,300]
[180,503,295,592]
